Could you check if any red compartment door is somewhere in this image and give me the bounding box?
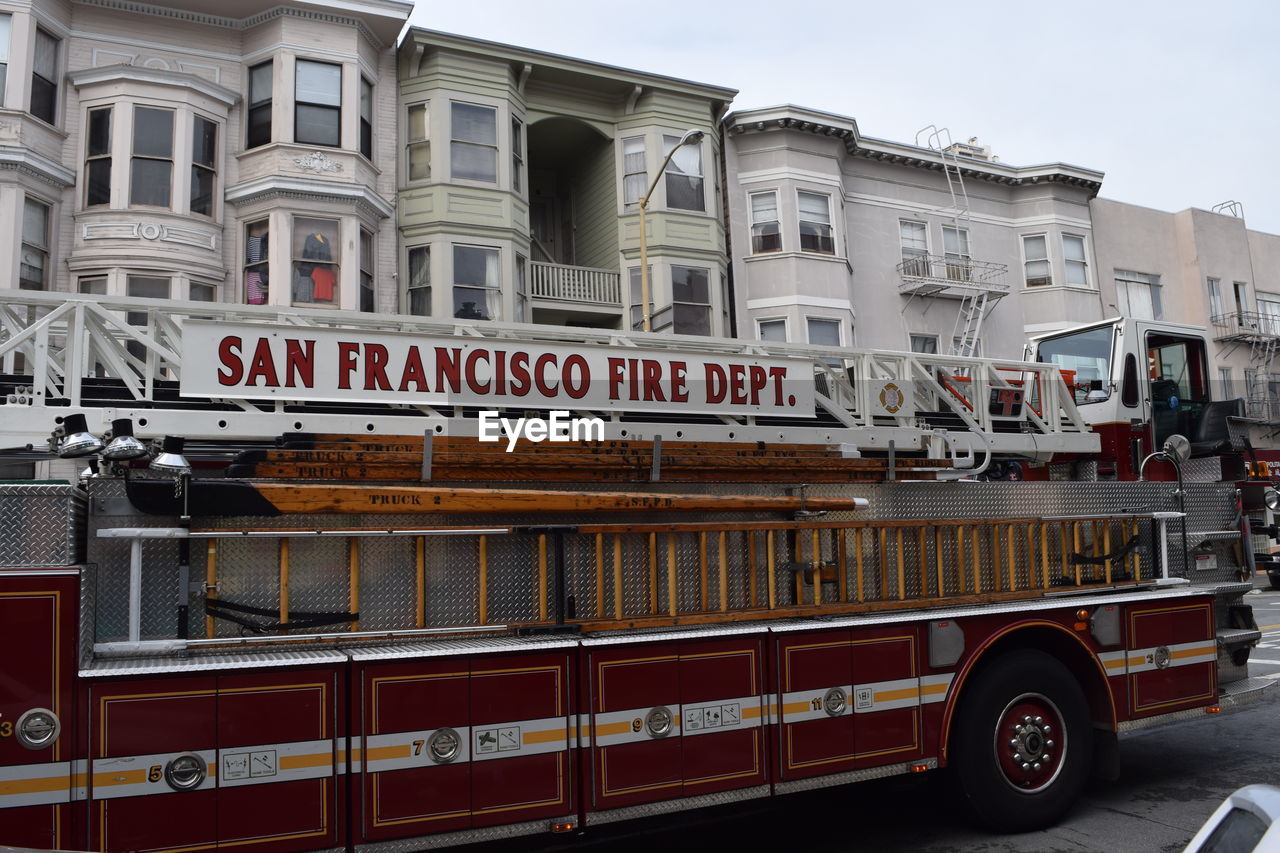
[360,658,471,841]
[589,642,681,809]
[470,652,573,827]
[775,630,856,780]
[679,637,766,796]
[0,572,76,849]
[217,669,339,852]
[89,676,218,853]
[1125,601,1217,718]
[851,628,922,767]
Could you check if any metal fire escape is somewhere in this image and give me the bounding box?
[1211,310,1279,425]
[898,127,1007,360]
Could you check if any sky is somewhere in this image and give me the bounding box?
[407,0,1280,235]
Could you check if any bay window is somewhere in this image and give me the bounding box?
[130,107,173,208]
[295,60,341,147]
[1023,235,1051,286]
[244,220,269,304]
[247,61,272,148]
[758,319,787,342]
[406,103,429,180]
[360,230,374,312]
[623,137,645,204]
[85,107,112,207]
[798,191,834,254]
[749,191,780,253]
[670,265,710,335]
[407,246,430,316]
[31,29,58,124]
[451,102,497,183]
[1063,234,1088,285]
[662,134,703,211]
[191,115,217,216]
[292,218,340,305]
[452,245,499,320]
[359,77,373,159]
[20,199,49,290]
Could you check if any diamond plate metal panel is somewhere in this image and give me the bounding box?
[357,535,417,631]
[0,483,86,566]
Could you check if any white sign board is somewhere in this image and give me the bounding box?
[180,321,816,418]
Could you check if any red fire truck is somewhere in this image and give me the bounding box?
[0,292,1270,851]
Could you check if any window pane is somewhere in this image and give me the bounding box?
[1023,235,1047,259]
[408,246,430,287]
[453,245,498,287]
[190,283,216,302]
[30,75,56,123]
[360,78,372,122]
[943,227,969,256]
[244,220,269,305]
[409,287,431,316]
[408,104,429,141]
[664,173,703,211]
[249,62,272,105]
[296,60,340,106]
[248,104,271,149]
[910,335,938,354]
[452,103,496,144]
[452,286,494,320]
[0,15,10,64]
[409,142,430,180]
[79,277,107,295]
[85,159,111,207]
[451,141,496,182]
[133,107,173,157]
[294,219,339,261]
[130,159,171,206]
[127,276,170,299]
[293,219,339,303]
[807,318,840,347]
[295,104,340,147]
[671,266,708,303]
[190,165,214,216]
[798,191,830,224]
[900,220,927,251]
[751,191,778,221]
[672,302,710,335]
[88,108,111,157]
[758,320,786,342]
[33,30,57,79]
[193,116,216,167]
[23,199,48,246]
[1062,235,1085,261]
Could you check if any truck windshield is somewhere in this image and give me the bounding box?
[1036,326,1114,405]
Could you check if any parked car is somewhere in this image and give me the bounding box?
[1184,784,1280,852]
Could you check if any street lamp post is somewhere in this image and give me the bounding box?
[637,128,704,332]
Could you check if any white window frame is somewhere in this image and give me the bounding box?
[30,28,59,125]
[451,243,500,321]
[511,115,524,194]
[20,197,50,290]
[406,244,430,316]
[805,316,842,347]
[1258,293,1280,336]
[622,137,646,205]
[450,101,498,184]
[661,133,704,212]
[749,190,781,254]
[406,101,429,181]
[291,216,341,307]
[1207,277,1223,319]
[1062,233,1089,287]
[294,59,342,148]
[899,220,928,275]
[1218,367,1233,401]
[1022,234,1052,287]
[942,225,970,282]
[909,334,939,355]
[243,218,269,305]
[797,190,835,255]
[359,76,373,160]
[129,105,174,209]
[0,14,10,109]
[756,317,788,342]
[190,112,218,218]
[85,105,112,207]
[246,60,272,149]
[359,229,374,312]
[667,264,712,335]
[1114,270,1162,320]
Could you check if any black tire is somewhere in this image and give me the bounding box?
[950,649,1093,832]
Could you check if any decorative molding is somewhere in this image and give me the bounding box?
[162,226,218,250]
[177,61,221,85]
[83,222,140,240]
[80,220,218,251]
[92,49,138,66]
[0,146,77,188]
[292,151,344,175]
[72,0,410,50]
[69,65,240,107]
[225,175,395,220]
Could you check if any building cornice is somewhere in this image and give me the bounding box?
[726,105,1103,193]
[725,105,859,143]
[406,28,737,104]
[72,1,409,49]
[69,65,240,107]
[0,146,77,188]
[225,175,395,219]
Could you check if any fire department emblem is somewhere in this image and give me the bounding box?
[1152,645,1171,670]
[878,383,905,414]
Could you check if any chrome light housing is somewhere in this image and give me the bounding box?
[150,435,191,476]
[56,413,104,458]
[102,418,149,461]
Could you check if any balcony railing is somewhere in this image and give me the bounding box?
[530,262,621,306]
[896,253,1010,299]
[1211,311,1280,342]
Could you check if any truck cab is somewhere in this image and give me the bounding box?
[1032,318,1242,479]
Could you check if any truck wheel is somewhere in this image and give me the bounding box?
[950,649,1093,832]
